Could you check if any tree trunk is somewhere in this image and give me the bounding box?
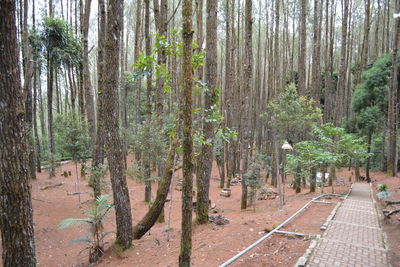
[103,0,133,248]
[144,0,152,203]
[323,0,336,123]
[196,0,218,225]
[295,166,301,193]
[82,0,96,150]
[91,0,107,199]
[311,0,322,106]
[47,57,56,177]
[361,0,371,70]
[223,0,232,190]
[33,62,42,173]
[366,132,372,182]
[154,0,168,222]
[309,167,316,193]
[334,0,349,124]
[133,140,178,239]
[273,0,280,97]
[179,0,194,265]
[387,0,400,177]
[0,0,36,264]
[134,0,143,165]
[239,0,252,211]
[298,0,307,96]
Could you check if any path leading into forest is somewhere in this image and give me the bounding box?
[306,183,390,267]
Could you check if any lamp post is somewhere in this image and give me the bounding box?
[280,141,293,210]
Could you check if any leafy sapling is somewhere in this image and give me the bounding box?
[59,195,114,263]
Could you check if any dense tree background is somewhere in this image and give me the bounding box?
[2,0,400,265]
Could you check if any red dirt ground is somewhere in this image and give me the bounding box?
[368,170,400,267]
[4,159,399,267]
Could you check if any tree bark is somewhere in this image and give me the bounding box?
[179,0,194,265]
[103,0,133,248]
[82,0,96,151]
[196,0,218,224]
[144,0,152,203]
[133,140,178,239]
[91,0,107,199]
[298,0,307,96]
[0,0,36,264]
[47,56,56,177]
[273,0,280,98]
[334,0,349,124]
[323,0,336,123]
[361,0,371,70]
[223,0,232,189]
[387,0,400,177]
[240,0,252,210]
[311,0,322,106]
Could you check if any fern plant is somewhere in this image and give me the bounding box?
[59,195,114,263]
[377,184,390,200]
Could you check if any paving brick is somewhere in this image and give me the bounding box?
[306,183,389,267]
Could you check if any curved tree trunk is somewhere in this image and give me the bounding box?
[133,140,178,239]
[0,0,36,264]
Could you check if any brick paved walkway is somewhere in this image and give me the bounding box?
[306,183,390,267]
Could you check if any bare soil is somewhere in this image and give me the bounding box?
[2,159,378,267]
[368,170,400,267]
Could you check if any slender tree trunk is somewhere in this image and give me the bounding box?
[361,0,371,70]
[0,0,36,264]
[309,167,316,193]
[273,0,280,97]
[33,62,41,173]
[334,0,349,124]
[366,133,372,182]
[153,0,168,222]
[240,0,252,210]
[144,0,152,203]
[134,0,143,164]
[196,0,218,224]
[179,0,194,265]
[47,57,56,177]
[82,0,96,150]
[224,0,232,189]
[323,0,336,123]
[195,0,204,108]
[311,0,322,106]
[298,0,307,96]
[387,0,400,177]
[91,0,107,199]
[103,0,133,248]
[373,0,381,61]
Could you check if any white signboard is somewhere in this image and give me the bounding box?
[325,173,330,183]
[316,172,323,183]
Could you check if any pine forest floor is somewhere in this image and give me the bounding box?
[0,157,399,267]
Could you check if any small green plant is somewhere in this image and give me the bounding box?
[377,184,390,200]
[245,154,271,211]
[59,195,114,263]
